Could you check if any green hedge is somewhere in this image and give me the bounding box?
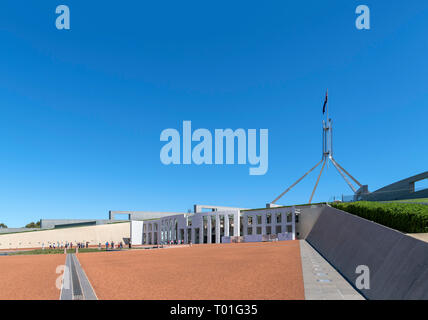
[331,201,428,233]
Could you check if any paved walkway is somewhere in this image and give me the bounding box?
[60,254,97,300]
[299,240,364,300]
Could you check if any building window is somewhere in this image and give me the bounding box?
[149,224,152,231]
[276,213,282,223]
[287,225,292,233]
[257,215,262,225]
[266,226,272,235]
[154,224,158,231]
[247,227,253,235]
[276,225,282,234]
[256,226,262,234]
[247,216,253,225]
[266,213,271,224]
[287,212,292,223]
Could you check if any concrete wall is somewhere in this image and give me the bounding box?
[40,219,113,229]
[295,204,325,239]
[306,206,428,300]
[193,204,247,213]
[109,210,183,221]
[0,228,41,234]
[0,222,130,249]
[243,235,263,242]
[363,171,428,201]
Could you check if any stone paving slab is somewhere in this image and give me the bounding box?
[299,240,364,300]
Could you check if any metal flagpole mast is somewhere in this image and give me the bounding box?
[270,89,365,206]
[271,159,323,204]
[309,158,326,204]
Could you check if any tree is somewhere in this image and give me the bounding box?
[25,220,41,228]
[0,223,7,229]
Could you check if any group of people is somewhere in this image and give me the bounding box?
[41,240,132,251]
[102,240,131,250]
[42,241,90,250]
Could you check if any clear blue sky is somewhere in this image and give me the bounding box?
[1,1,427,227]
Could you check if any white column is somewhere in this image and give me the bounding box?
[282,212,286,234]
[224,214,229,237]
[215,214,220,243]
[200,220,204,244]
[262,213,266,235]
[234,212,240,237]
[207,216,212,244]
[292,207,296,240]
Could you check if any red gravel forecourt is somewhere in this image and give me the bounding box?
[78,241,305,300]
[0,254,66,300]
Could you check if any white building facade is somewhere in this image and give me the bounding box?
[136,206,296,245]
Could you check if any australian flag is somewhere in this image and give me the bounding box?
[322,90,328,114]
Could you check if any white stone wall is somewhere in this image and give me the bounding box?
[0,222,131,250]
[141,207,296,245]
[130,221,144,245]
[141,210,241,245]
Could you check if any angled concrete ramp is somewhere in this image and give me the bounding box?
[306,206,428,300]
